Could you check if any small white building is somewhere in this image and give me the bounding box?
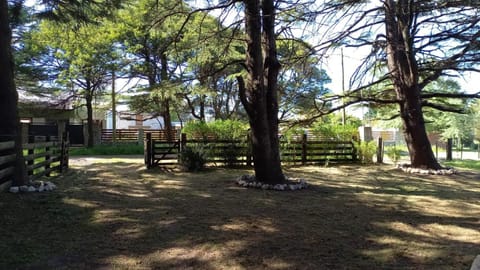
[104,104,173,130]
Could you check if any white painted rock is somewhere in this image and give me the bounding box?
[27,186,36,192]
[9,186,19,193]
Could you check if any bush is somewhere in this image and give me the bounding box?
[182,120,249,140]
[385,146,402,163]
[311,122,359,141]
[178,145,206,171]
[219,144,240,167]
[281,127,305,142]
[182,121,211,140]
[208,119,249,140]
[355,141,377,164]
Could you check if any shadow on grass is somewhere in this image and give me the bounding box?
[0,160,479,269]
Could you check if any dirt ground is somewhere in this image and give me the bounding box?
[2,156,479,269]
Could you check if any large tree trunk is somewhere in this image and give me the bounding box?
[0,0,27,185]
[239,0,284,184]
[85,86,95,148]
[384,0,442,169]
[162,99,173,140]
[160,53,174,141]
[111,71,117,143]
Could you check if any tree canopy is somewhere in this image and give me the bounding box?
[5,0,480,177]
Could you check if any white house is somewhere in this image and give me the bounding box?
[104,104,167,129]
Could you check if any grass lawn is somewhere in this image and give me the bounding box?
[69,143,144,156]
[1,157,479,269]
[444,159,480,171]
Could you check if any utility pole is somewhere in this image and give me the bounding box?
[111,71,116,143]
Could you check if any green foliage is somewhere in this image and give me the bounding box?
[281,126,305,142]
[355,141,377,164]
[178,145,206,171]
[182,120,249,167]
[422,79,474,144]
[182,120,249,140]
[182,121,212,139]
[443,160,480,171]
[384,146,402,164]
[219,144,241,167]
[311,122,359,141]
[208,120,249,139]
[70,144,143,156]
[277,40,332,120]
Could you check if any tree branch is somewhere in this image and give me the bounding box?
[422,101,467,114]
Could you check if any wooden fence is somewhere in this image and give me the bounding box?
[0,141,16,186]
[144,133,357,168]
[0,134,69,186]
[102,129,178,143]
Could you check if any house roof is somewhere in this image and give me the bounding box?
[18,89,73,110]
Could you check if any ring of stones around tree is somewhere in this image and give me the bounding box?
[396,164,456,175]
[236,175,308,191]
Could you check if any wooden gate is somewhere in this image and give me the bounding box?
[144,133,180,168]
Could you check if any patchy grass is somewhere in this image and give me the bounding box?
[1,158,479,269]
[70,143,143,156]
[444,159,480,171]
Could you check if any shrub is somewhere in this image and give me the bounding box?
[182,119,249,140]
[355,140,377,164]
[281,127,305,143]
[220,144,240,167]
[182,121,212,140]
[311,122,359,141]
[178,145,206,171]
[385,146,402,163]
[208,119,249,140]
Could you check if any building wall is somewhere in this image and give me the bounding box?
[105,111,165,129]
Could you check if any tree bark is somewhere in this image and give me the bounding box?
[384,0,442,169]
[0,0,27,185]
[240,0,284,184]
[160,53,174,141]
[85,85,95,148]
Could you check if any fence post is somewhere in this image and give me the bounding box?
[145,133,152,168]
[246,132,252,167]
[352,137,358,162]
[376,137,383,163]
[60,131,69,172]
[27,136,34,178]
[301,133,307,165]
[138,129,144,146]
[460,139,463,160]
[45,136,51,176]
[180,133,187,152]
[446,138,453,161]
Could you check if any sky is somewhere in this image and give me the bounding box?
[326,48,480,96]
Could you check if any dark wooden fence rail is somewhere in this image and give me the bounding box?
[0,141,16,186]
[0,134,69,185]
[188,139,250,165]
[145,133,357,168]
[281,135,356,164]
